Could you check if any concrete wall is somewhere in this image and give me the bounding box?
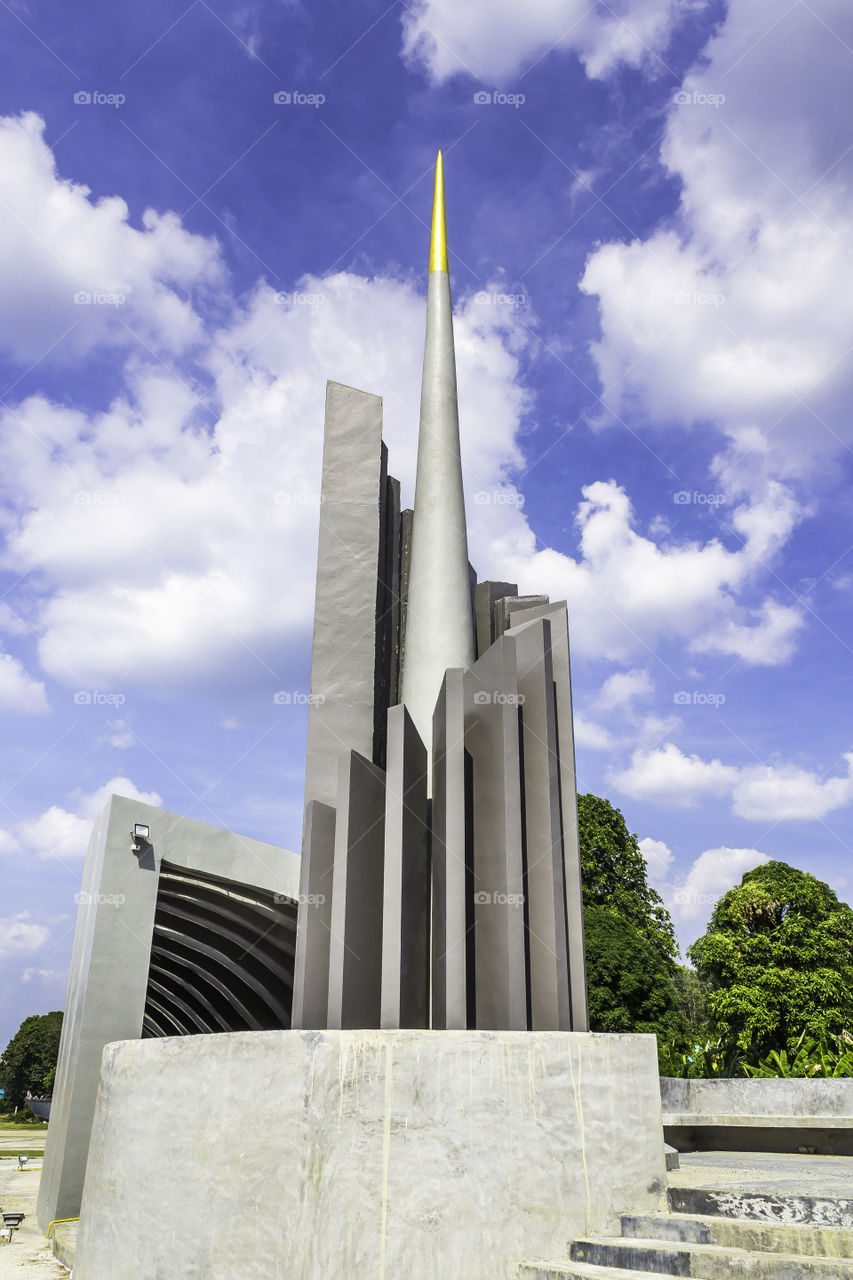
[37,794,299,1230]
[73,1029,667,1280]
[661,1076,853,1155]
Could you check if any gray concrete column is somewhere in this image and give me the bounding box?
[431,668,470,1029]
[381,705,430,1029]
[291,800,336,1030]
[326,751,387,1029]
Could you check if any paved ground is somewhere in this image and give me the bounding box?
[0,1134,47,1155]
[671,1150,853,1199]
[0,1159,67,1277]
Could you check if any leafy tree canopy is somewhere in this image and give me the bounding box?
[578,793,677,964]
[0,1011,63,1110]
[584,906,686,1062]
[688,861,853,1059]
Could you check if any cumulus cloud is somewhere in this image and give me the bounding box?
[0,112,223,363]
[0,114,810,695]
[0,912,51,957]
[573,713,614,750]
[400,0,694,84]
[597,667,653,711]
[580,0,853,488]
[3,776,162,862]
[643,838,770,936]
[615,743,853,821]
[0,650,48,714]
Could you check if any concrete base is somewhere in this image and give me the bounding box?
[74,1030,666,1280]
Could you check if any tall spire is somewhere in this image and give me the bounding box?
[401,150,476,773]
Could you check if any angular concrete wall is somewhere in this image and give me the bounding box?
[37,795,299,1231]
[74,1030,667,1280]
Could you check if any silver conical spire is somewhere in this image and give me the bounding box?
[401,151,476,773]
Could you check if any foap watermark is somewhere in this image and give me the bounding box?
[474,891,525,906]
[673,491,726,506]
[75,891,126,907]
[674,290,725,307]
[273,90,325,107]
[74,491,126,506]
[74,690,126,706]
[73,290,126,307]
[274,490,324,505]
[275,290,326,306]
[274,892,326,906]
[73,90,125,108]
[473,89,526,108]
[673,89,725,108]
[273,691,326,706]
[473,490,525,508]
[674,690,726,708]
[473,290,526,308]
[472,690,525,706]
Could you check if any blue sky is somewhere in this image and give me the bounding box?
[1,0,852,1051]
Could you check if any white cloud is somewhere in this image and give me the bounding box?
[0,651,48,714]
[597,667,653,711]
[615,743,853,821]
[0,115,809,694]
[0,912,50,957]
[573,713,614,750]
[639,834,674,879]
[4,776,162,861]
[0,113,223,364]
[665,846,769,932]
[486,478,803,664]
[107,721,134,749]
[580,0,853,488]
[400,0,693,84]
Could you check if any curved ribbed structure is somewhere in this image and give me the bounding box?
[142,862,298,1037]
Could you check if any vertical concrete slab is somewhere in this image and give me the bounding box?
[381,705,430,1029]
[431,668,470,1029]
[508,602,588,1030]
[303,381,386,809]
[473,580,517,657]
[37,795,159,1230]
[510,618,571,1031]
[291,800,336,1030]
[326,751,387,1029]
[38,796,300,1231]
[465,640,528,1031]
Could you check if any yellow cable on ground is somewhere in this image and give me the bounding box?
[46,1216,79,1238]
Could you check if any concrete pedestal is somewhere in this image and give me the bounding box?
[74,1030,667,1280]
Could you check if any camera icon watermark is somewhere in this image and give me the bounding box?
[472,490,525,508]
[73,90,126,108]
[273,691,326,706]
[474,890,525,906]
[673,89,725,108]
[275,290,326,306]
[74,690,127,706]
[73,491,126,506]
[472,690,525,706]
[674,290,725,307]
[273,491,324,505]
[73,291,126,307]
[273,90,325,107]
[473,89,526,108]
[674,690,726,708]
[473,290,526,308]
[75,891,126,906]
[673,491,726,506]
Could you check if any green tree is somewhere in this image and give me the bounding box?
[689,861,853,1061]
[584,906,686,1061]
[578,793,677,964]
[0,1012,63,1110]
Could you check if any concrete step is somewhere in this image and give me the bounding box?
[622,1210,853,1257]
[519,1265,670,1280]
[568,1235,853,1277]
[669,1183,853,1228]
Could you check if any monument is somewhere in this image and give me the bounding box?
[45,152,668,1279]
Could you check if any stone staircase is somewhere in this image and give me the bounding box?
[519,1163,853,1278]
